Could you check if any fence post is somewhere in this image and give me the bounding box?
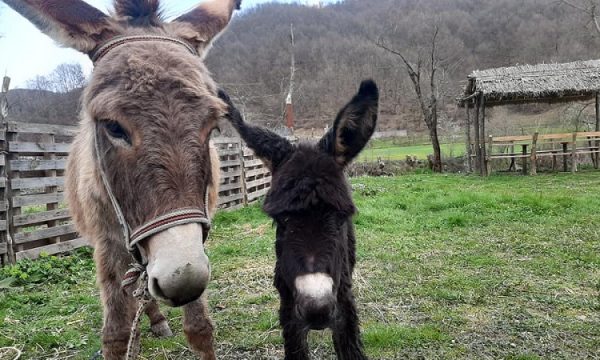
[486,135,493,176]
[530,132,538,176]
[44,132,60,245]
[572,132,578,174]
[239,139,249,206]
[0,78,10,265]
[5,124,19,263]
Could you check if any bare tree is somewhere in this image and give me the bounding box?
[26,63,86,93]
[561,0,600,35]
[52,63,86,93]
[376,19,462,172]
[26,75,54,92]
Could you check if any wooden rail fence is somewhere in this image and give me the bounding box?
[473,131,600,175]
[0,123,273,266]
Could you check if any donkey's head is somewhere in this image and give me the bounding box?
[4,0,242,306]
[222,80,378,329]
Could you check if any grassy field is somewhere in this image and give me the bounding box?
[1,172,600,359]
[359,140,465,162]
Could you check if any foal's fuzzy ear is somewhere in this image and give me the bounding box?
[2,0,118,53]
[168,0,242,56]
[318,80,379,166]
[219,89,293,171]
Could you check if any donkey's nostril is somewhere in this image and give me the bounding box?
[151,276,167,300]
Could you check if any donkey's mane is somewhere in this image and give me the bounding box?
[115,0,163,25]
[263,144,356,217]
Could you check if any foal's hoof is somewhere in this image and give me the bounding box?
[151,320,174,337]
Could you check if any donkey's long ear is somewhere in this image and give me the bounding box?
[168,0,242,55]
[218,89,293,171]
[318,80,379,166]
[2,0,118,53]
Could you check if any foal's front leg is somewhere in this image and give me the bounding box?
[332,285,368,360]
[183,293,215,360]
[278,286,310,360]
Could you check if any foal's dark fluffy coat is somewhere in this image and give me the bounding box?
[221,80,379,360]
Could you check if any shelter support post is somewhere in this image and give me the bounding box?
[480,93,488,176]
[465,104,472,173]
[474,96,481,175]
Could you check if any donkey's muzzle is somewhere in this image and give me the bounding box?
[295,298,336,330]
[294,273,336,330]
[144,223,210,307]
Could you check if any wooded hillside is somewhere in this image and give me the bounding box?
[206,0,600,132]
[9,0,600,133]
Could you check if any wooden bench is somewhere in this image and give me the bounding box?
[472,131,600,175]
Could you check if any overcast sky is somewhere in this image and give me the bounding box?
[0,0,326,88]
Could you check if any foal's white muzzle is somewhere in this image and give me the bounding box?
[144,223,210,307]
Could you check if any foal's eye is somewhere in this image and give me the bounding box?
[103,121,131,145]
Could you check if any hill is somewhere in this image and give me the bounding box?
[205,0,600,132]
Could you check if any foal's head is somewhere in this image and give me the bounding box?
[6,0,241,306]
[222,80,378,329]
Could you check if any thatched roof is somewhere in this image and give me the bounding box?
[460,59,600,106]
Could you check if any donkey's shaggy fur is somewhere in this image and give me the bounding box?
[221,80,379,360]
[3,0,241,358]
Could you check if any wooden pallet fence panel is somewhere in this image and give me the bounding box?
[15,238,88,261]
[215,137,245,210]
[14,209,71,227]
[11,176,65,190]
[247,187,269,202]
[242,145,271,204]
[5,122,77,262]
[13,224,75,245]
[6,122,77,136]
[9,159,67,171]
[8,141,71,154]
[11,192,64,207]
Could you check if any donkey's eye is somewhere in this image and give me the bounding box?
[104,121,131,145]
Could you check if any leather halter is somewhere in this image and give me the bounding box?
[89,35,198,64]
[94,124,212,265]
[90,35,209,265]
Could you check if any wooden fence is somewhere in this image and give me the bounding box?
[0,123,272,266]
[474,131,600,175]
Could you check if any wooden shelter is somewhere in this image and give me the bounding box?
[459,59,600,175]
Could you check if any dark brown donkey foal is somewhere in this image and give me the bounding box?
[220,80,378,360]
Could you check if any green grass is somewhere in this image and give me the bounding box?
[359,141,465,161]
[1,172,600,359]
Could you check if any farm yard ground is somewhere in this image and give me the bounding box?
[1,173,599,359]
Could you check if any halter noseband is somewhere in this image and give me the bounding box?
[89,35,198,64]
[94,121,212,266]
